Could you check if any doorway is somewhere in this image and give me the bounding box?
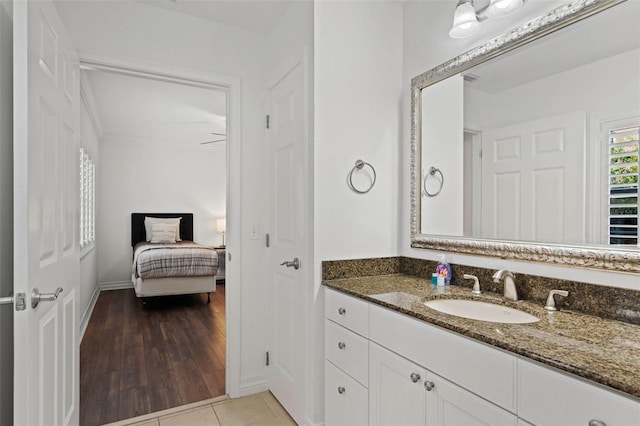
[77,60,239,424]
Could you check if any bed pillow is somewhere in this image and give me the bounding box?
[144,217,182,242]
[149,222,177,243]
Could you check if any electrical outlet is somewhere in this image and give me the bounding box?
[249,224,260,240]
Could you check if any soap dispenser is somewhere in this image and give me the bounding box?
[435,255,452,285]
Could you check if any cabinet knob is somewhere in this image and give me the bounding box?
[410,373,421,383]
[338,307,346,315]
[424,381,435,391]
[338,342,346,350]
[588,421,606,426]
[337,386,346,394]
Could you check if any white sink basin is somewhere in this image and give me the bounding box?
[424,299,539,324]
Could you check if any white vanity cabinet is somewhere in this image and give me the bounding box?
[369,342,517,426]
[325,289,370,425]
[518,358,640,426]
[368,301,517,414]
[324,288,640,426]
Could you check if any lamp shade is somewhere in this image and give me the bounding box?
[449,0,480,39]
[216,218,226,233]
[485,0,524,18]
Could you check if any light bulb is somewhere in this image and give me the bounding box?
[449,1,480,38]
[486,0,524,18]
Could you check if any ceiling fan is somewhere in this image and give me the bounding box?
[200,132,227,145]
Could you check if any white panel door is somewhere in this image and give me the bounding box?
[482,112,585,244]
[13,1,81,425]
[267,61,307,424]
[369,342,427,425]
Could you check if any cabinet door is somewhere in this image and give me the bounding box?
[325,360,368,426]
[426,372,517,426]
[369,342,427,425]
[518,359,640,426]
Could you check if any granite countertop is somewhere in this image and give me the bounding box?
[323,274,640,400]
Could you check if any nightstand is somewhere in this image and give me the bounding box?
[213,247,226,282]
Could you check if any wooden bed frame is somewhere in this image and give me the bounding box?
[130,213,216,302]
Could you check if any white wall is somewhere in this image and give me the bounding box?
[314,1,403,423]
[55,0,270,394]
[314,0,403,262]
[98,136,226,283]
[401,0,638,289]
[79,93,101,330]
[421,74,464,236]
[0,2,12,422]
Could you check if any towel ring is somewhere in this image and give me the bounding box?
[423,166,444,197]
[348,159,376,194]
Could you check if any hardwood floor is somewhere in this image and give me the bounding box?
[80,285,226,426]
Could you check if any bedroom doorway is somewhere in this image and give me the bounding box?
[77,61,239,424]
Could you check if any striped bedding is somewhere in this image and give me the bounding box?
[133,241,218,280]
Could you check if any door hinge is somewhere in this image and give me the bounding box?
[266,114,270,129]
[266,233,270,248]
[266,351,270,366]
[479,149,483,159]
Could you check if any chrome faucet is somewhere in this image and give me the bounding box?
[492,270,518,301]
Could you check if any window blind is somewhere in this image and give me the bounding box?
[80,147,96,248]
[607,125,639,246]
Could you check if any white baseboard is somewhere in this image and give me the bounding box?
[304,417,324,426]
[237,375,268,397]
[79,284,100,340]
[100,281,133,291]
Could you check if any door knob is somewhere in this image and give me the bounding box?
[280,258,300,270]
[31,287,63,309]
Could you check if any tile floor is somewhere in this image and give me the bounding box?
[104,392,297,426]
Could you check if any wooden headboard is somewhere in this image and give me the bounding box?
[131,213,194,247]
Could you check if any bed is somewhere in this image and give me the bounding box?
[130,213,218,302]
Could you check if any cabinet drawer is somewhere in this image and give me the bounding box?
[325,360,368,426]
[325,319,369,386]
[325,288,369,337]
[369,302,517,413]
[518,359,640,426]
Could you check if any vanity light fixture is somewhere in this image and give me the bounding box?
[449,0,526,39]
